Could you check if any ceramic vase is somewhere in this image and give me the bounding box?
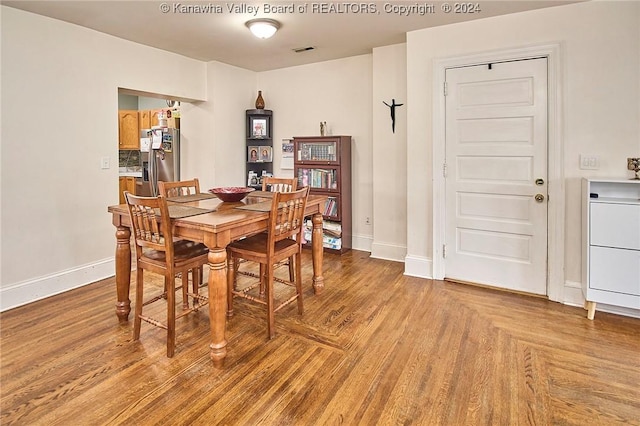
[255,91,265,109]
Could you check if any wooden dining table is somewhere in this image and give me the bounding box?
[107,191,327,366]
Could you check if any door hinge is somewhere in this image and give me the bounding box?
[442,244,447,258]
[443,162,448,178]
[444,82,448,96]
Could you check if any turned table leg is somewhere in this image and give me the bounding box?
[311,212,325,295]
[115,225,132,322]
[207,247,228,367]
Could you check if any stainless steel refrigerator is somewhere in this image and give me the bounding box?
[138,128,180,197]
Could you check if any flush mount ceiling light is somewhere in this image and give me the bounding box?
[245,18,280,39]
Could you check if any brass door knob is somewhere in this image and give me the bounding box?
[535,194,545,202]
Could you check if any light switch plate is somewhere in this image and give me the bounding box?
[580,154,599,170]
[101,156,110,169]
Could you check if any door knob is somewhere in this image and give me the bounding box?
[535,178,544,186]
[535,194,545,202]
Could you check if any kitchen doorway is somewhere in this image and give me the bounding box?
[117,90,181,203]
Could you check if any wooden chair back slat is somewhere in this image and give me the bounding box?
[158,178,201,198]
[124,192,172,257]
[262,177,297,193]
[269,187,309,245]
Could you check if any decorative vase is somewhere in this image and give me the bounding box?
[255,91,265,109]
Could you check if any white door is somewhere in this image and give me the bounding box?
[444,58,548,295]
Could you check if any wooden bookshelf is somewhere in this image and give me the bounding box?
[293,136,352,253]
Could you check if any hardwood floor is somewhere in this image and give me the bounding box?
[1,250,639,425]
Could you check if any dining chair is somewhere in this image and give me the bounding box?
[158,178,205,304]
[124,191,209,357]
[158,178,200,198]
[261,176,297,193]
[237,176,298,292]
[226,186,309,339]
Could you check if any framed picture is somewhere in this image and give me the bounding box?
[281,140,294,169]
[250,117,268,138]
[259,146,273,162]
[248,146,260,163]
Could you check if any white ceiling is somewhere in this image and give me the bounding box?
[3,1,579,71]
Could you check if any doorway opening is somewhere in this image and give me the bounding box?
[117,88,183,203]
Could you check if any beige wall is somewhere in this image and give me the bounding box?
[0,7,207,309]
[406,1,640,304]
[181,62,256,191]
[372,44,408,261]
[256,56,374,250]
[2,1,638,313]
[0,6,376,310]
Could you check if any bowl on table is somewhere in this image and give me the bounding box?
[208,187,255,203]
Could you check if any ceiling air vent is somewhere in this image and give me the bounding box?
[292,46,315,53]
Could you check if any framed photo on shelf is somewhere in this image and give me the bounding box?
[259,146,273,162]
[250,117,268,138]
[248,146,260,163]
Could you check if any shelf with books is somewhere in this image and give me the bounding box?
[297,142,337,162]
[297,168,338,191]
[294,135,351,254]
[303,220,343,251]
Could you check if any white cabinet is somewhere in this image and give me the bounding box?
[582,178,640,319]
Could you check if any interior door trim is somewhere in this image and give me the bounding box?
[432,43,565,303]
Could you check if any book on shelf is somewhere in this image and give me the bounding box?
[305,219,342,234]
[323,197,339,217]
[310,169,337,189]
[298,143,336,162]
[303,231,342,250]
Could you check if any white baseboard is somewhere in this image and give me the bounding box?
[563,280,640,319]
[370,241,406,262]
[351,234,373,253]
[404,255,432,279]
[1,258,115,312]
[562,280,584,307]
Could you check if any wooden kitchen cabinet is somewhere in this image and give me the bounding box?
[138,110,151,129]
[150,109,164,127]
[118,110,139,150]
[119,176,136,204]
[581,178,640,319]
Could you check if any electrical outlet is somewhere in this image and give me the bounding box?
[101,156,110,169]
[579,154,599,170]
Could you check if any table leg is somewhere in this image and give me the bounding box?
[115,225,132,322]
[311,213,325,294]
[207,247,228,366]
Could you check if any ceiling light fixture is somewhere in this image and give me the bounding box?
[245,18,280,39]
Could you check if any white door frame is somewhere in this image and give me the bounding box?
[432,43,565,302]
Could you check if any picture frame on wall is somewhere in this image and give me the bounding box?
[248,146,260,163]
[259,146,273,162]
[281,140,294,169]
[250,117,268,138]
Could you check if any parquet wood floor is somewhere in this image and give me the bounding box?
[1,250,639,425]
